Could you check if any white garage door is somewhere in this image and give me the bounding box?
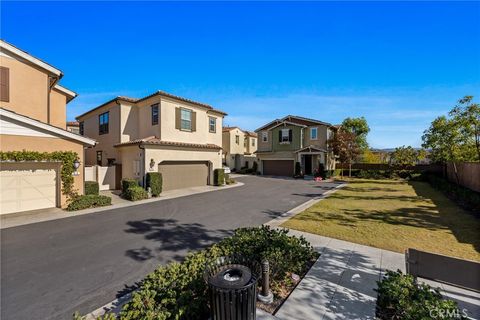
[0,167,57,215]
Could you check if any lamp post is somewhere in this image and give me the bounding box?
[257,259,273,304]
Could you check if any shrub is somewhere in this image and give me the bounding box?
[252,161,258,173]
[214,168,225,186]
[123,186,148,201]
[224,173,235,185]
[82,226,317,320]
[84,181,99,195]
[121,179,139,194]
[294,161,302,177]
[146,172,162,197]
[376,270,464,320]
[66,195,111,211]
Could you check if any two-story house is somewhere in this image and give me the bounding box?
[255,115,336,176]
[0,40,95,214]
[76,91,226,191]
[222,127,257,171]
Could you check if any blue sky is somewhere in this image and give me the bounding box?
[2,1,479,148]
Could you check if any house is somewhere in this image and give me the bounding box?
[76,91,226,191]
[222,127,257,171]
[66,121,80,134]
[0,40,95,214]
[255,115,336,176]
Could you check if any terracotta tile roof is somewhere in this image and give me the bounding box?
[66,121,79,126]
[222,126,239,132]
[77,90,227,120]
[114,136,221,150]
[222,127,257,137]
[244,130,257,137]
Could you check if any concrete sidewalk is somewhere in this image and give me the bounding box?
[0,182,243,229]
[259,230,480,320]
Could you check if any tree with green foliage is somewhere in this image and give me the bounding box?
[328,129,360,177]
[361,149,383,163]
[341,117,370,150]
[422,96,479,163]
[389,146,423,167]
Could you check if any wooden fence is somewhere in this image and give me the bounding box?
[336,163,443,173]
[446,162,480,193]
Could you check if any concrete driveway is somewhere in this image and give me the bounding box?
[0,175,341,320]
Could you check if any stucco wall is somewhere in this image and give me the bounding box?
[135,96,161,140]
[49,88,67,129]
[257,130,273,152]
[78,101,121,166]
[0,134,85,207]
[0,55,49,123]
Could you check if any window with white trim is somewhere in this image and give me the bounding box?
[180,109,192,130]
[261,131,268,142]
[281,129,290,143]
[209,117,216,133]
[310,127,318,140]
[252,138,255,147]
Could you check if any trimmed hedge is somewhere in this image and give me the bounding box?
[84,181,99,195]
[146,172,162,197]
[121,179,139,194]
[67,195,111,211]
[77,226,317,320]
[123,186,148,201]
[214,168,225,186]
[376,270,465,320]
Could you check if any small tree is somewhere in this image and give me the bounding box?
[389,146,420,167]
[341,117,370,150]
[328,129,360,177]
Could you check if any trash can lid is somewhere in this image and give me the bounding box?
[208,264,253,289]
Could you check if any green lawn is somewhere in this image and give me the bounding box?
[282,178,480,261]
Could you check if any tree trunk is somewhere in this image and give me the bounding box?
[349,163,352,177]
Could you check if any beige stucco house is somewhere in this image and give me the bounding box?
[255,115,336,176]
[76,91,226,191]
[222,127,257,171]
[0,40,96,214]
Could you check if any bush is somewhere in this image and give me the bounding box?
[376,270,464,320]
[252,161,258,173]
[224,173,235,185]
[121,179,139,194]
[66,195,111,211]
[82,226,317,320]
[123,185,148,201]
[214,168,225,186]
[84,181,99,195]
[294,161,302,177]
[146,172,162,197]
[425,173,480,213]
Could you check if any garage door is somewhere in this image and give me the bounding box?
[263,160,294,176]
[159,161,209,191]
[0,165,57,214]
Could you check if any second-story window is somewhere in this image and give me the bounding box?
[99,112,109,135]
[79,121,84,136]
[244,137,247,147]
[279,128,292,143]
[310,127,318,140]
[151,104,159,125]
[252,138,256,147]
[181,109,192,131]
[235,135,240,145]
[209,117,216,133]
[262,131,268,142]
[0,67,9,102]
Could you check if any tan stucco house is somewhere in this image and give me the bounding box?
[0,40,96,214]
[222,127,257,171]
[76,91,226,191]
[255,115,336,176]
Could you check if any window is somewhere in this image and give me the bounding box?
[280,129,291,143]
[209,117,216,133]
[235,135,240,145]
[261,131,268,142]
[310,127,318,140]
[99,112,109,134]
[181,109,192,131]
[0,67,9,102]
[151,104,159,125]
[244,138,247,147]
[79,122,84,136]
[96,151,102,166]
[252,138,256,147]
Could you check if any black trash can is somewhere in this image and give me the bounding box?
[204,256,260,320]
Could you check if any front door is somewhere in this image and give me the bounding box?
[304,155,312,175]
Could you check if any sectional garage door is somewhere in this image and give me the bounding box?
[0,164,58,215]
[159,161,209,191]
[262,160,294,177]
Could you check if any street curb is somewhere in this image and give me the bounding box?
[265,182,346,228]
[1,182,244,229]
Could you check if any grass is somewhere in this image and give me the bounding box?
[281,178,480,261]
